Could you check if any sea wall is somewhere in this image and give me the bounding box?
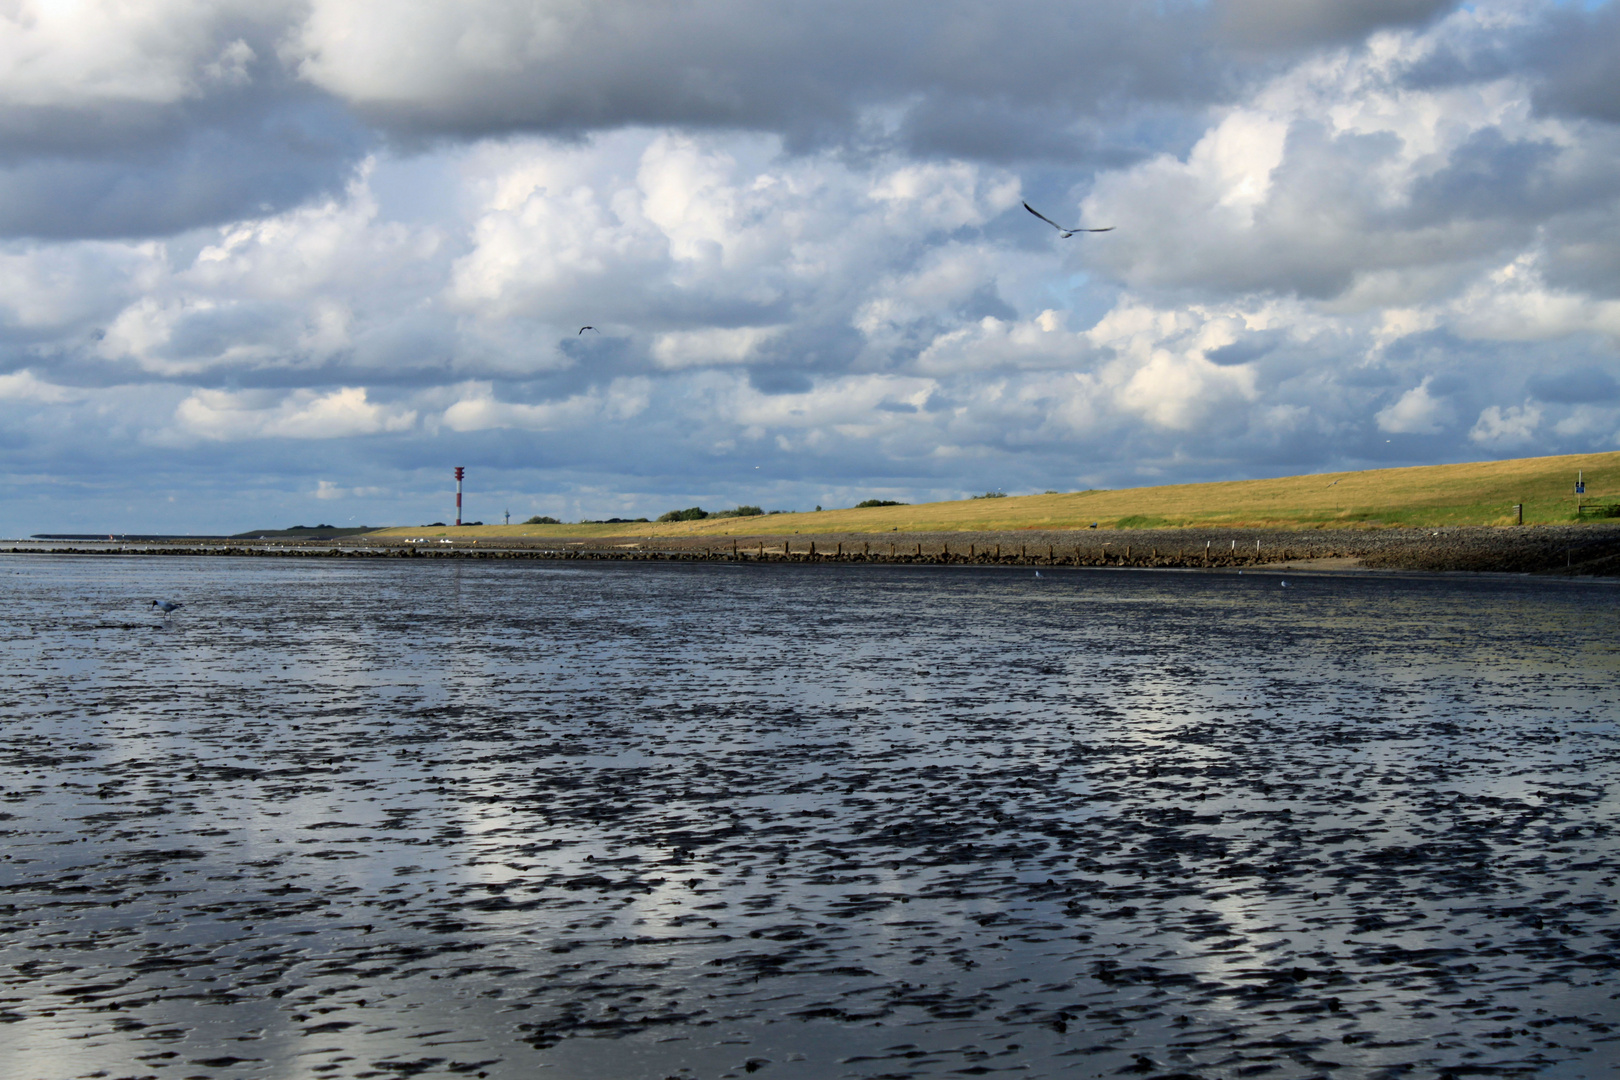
[10,524,1620,575]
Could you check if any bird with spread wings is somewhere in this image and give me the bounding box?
[1023,201,1113,238]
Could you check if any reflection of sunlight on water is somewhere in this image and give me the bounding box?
[1,558,1617,1079]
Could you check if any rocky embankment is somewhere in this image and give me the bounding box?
[12,523,1620,575]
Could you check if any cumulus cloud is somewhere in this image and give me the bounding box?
[1469,400,1541,445]
[0,1,281,108]
[287,0,1222,154]
[6,0,1620,534]
[0,2,367,240]
[1377,377,1452,434]
[1085,17,1620,305]
[0,368,78,403]
[175,386,416,440]
[441,378,651,432]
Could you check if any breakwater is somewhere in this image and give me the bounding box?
[11,523,1620,574]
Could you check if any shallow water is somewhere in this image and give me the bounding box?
[2,556,1618,1080]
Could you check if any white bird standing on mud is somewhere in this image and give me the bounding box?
[151,600,183,614]
[1023,202,1114,238]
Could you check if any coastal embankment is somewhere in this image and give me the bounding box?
[11,523,1620,575]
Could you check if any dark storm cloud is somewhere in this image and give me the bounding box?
[1398,128,1575,225]
[1528,367,1620,405]
[0,0,1482,248]
[1213,0,1457,49]
[1522,1,1620,124]
[0,4,370,240]
[289,1,1475,159]
[0,96,369,240]
[1418,3,1620,127]
[295,2,1215,143]
[1541,208,1620,300]
[1206,330,1286,367]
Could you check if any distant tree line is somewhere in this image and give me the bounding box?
[508,495,966,528]
[657,505,764,522]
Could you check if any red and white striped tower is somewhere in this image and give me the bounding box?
[454,466,464,526]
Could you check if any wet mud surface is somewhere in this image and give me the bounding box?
[2,556,1619,1080]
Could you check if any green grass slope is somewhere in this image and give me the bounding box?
[367,450,1620,540]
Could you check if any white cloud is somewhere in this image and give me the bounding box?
[729,373,936,433]
[175,386,416,440]
[1469,401,1542,445]
[0,0,283,107]
[651,326,783,368]
[1084,10,1603,306]
[914,311,1094,375]
[315,479,389,499]
[0,369,77,403]
[1447,255,1620,343]
[187,162,433,299]
[1376,377,1451,434]
[1552,405,1620,441]
[441,378,651,432]
[448,131,1021,340]
[0,240,161,331]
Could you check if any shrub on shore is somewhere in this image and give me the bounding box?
[971,491,1007,499]
[855,499,906,508]
[658,505,763,522]
[524,515,561,525]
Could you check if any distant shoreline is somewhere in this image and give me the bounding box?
[8,523,1620,576]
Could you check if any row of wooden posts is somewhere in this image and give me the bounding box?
[665,538,1300,566]
[5,537,1316,566]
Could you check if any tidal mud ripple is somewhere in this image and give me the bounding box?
[1,557,1617,1079]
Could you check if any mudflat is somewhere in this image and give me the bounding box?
[2,556,1617,1079]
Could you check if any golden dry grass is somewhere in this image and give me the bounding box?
[368,450,1620,540]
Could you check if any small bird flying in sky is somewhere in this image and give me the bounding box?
[1023,201,1113,237]
[578,326,597,334]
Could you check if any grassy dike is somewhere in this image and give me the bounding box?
[369,450,1620,541]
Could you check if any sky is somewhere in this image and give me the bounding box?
[4,0,1620,533]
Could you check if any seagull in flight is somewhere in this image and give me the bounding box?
[1023,202,1113,238]
[578,326,597,335]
